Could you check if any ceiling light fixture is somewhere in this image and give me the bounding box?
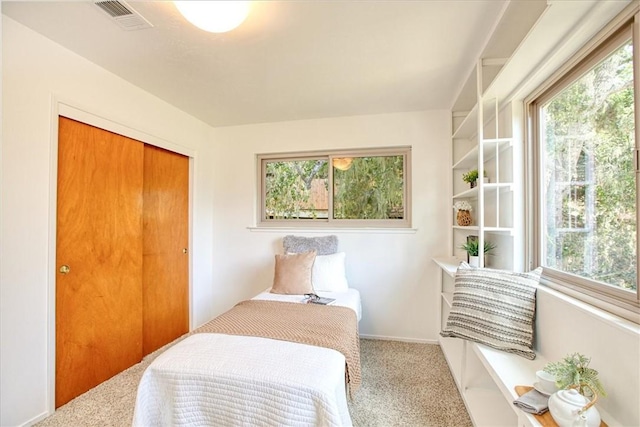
[333,158,353,171]
[174,1,250,33]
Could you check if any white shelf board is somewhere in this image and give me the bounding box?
[484,226,514,235]
[479,0,547,64]
[471,343,545,404]
[453,225,513,234]
[453,187,478,199]
[452,104,478,140]
[452,145,479,170]
[453,225,479,232]
[433,257,462,277]
[452,183,511,200]
[464,387,518,427]
[452,138,512,170]
[484,182,513,191]
[483,137,513,146]
[467,343,602,427]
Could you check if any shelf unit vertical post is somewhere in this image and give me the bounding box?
[492,98,501,228]
[476,59,486,267]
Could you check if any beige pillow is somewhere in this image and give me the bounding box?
[271,251,316,295]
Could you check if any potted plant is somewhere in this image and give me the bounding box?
[459,238,496,267]
[462,169,489,188]
[543,353,606,398]
[462,169,479,188]
[544,353,605,427]
[453,200,473,226]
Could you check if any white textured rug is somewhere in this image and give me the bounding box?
[36,338,471,427]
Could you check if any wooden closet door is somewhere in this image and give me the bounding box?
[56,117,144,408]
[142,145,189,356]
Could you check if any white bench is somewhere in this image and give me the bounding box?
[434,257,627,427]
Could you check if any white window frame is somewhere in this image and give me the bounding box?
[256,146,411,228]
[525,12,640,317]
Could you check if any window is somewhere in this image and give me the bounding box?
[528,20,639,309]
[258,147,411,228]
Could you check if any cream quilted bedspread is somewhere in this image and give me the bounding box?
[193,300,361,394]
[132,333,352,427]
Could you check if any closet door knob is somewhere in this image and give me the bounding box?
[59,265,71,274]
[182,248,188,254]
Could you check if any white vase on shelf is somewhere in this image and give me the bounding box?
[469,256,479,267]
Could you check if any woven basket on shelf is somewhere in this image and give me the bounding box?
[456,210,472,226]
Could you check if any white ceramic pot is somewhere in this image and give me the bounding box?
[535,370,558,395]
[469,256,479,267]
[548,389,601,427]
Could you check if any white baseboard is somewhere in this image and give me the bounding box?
[359,334,438,345]
[20,410,49,427]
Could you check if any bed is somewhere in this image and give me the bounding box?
[132,288,361,427]
[133,237,360,426]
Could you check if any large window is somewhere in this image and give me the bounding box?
[529,21,639,309]
[258,147,411,227]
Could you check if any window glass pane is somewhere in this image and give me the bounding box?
[541,39,636,292]
[265,159,328,220]
[332,155,404,220]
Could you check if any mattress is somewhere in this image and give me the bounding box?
[252,287,362,322]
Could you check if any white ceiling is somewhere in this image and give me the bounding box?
[2,1,508,128]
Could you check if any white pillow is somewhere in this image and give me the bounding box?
[312,252,349,292]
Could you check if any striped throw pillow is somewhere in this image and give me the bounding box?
[441,265,542,360]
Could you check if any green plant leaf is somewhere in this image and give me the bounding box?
[543,353,606,397]
[462,169,479,183]
[458,240,496,256]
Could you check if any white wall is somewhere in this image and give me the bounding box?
[1,17,215,426]
[1,16,451,426]
[210,111,451,340]
[535,288,640,426]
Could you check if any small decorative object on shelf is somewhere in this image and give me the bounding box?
[453,201,473,226]
[543,353,606,397]
[544,353,605,427]
[548,386,601,427]
[462,169,479,188]
[459,235,496,267]
[457,210,472,226]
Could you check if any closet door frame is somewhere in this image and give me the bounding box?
[46,98,196,414]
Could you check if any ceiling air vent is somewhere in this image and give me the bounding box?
[94,0,153,31]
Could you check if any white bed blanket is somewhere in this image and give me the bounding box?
[132,333,352,427]
[252,288,362,322]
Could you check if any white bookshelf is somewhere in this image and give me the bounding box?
[444,2,553,424]
[434,257,543,427]
[433,256,624,427]
[441,1,638,425]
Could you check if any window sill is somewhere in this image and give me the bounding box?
[539,278,640,330]
[247,226,418,234]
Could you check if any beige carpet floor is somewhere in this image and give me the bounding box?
[36,338,471,427]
